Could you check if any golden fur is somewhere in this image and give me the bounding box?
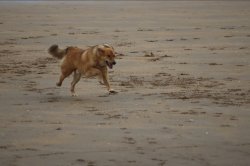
[48,44,117,96]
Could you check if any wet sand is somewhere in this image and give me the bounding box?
[0,1,250,166]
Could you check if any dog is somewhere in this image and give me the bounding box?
[48,44,117,96]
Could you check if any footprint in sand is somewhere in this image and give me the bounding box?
[180,110,199,115]
[122,137,136,144]
[137,28,154,32]
[87,161,96,166]
[147,138,157,145]
[136,147,145,155]
[130,51,139,54]
[114,29,124,32]
[213,112,223,117]
[120,127,131,134]
[46,92,54,96]
[194,27,202,30]
[47,97,60,103]
[108,159,116,162]
[165,39,174,42]
[145,40,158,43]
[151,158,167,166]
[86,107,99,112]
[224,35,233,38]
[180,38,188,41]
[208,63,222,66]
[179,62,188,64]
[76,159,86,163]
[230,116,238,121]
[220,124,231,127]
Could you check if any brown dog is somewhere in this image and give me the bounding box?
[48,44,117,96]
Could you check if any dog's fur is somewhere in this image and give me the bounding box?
[48,44,117,96]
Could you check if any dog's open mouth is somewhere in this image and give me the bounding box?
[106,61,113,69]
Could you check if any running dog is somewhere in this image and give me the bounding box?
[48,44,117,96]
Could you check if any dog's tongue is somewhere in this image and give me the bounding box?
[106,61,113,69]
[108,64,113,69]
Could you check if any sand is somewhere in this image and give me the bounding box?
[0,1,250,166]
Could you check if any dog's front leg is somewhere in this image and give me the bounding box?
[101,68,116,94]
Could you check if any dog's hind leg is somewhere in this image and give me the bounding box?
[70,70,82,96]
[56,68,74,87]
[98,74,104,85]
[56,74,65,87]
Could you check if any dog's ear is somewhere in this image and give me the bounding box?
[97,47,105,55]
[103,44,114,51]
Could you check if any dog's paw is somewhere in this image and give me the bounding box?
[71,93,78,97]
[56,82,62,87]
[109,89,118,94]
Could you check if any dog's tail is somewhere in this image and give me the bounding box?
[48,44,66,59]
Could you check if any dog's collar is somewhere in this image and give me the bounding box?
[94,60,106,69]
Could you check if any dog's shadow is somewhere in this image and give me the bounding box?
[44,91,118,105]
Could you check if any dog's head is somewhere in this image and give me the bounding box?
[97,44,116,69]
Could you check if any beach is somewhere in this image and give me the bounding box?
[0,1,250,166]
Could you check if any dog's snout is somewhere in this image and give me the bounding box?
[112,61,116,65]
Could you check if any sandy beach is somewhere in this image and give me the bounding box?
[0,1,250,166]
